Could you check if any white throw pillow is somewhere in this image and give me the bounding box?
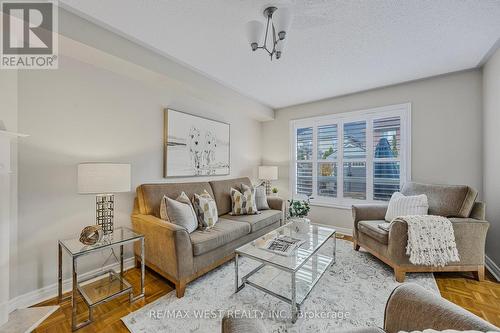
[385,192,429,222]
[159,192,198,233]
[242,183,269,210]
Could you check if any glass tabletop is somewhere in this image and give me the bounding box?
[59,227,143,256]
[235,220,335,272]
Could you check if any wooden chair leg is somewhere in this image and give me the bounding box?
[473,265,485,281]
[135,256,141,268]
[175,280,187,298]
[353,240,360,251]
[394,267,406,282]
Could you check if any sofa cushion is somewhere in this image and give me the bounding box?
[190,218,251,256]
[209,177,252,216]
[222,210,281,233]
[401,182,477,218]
[137,181,214,217]
[358,220,389,245]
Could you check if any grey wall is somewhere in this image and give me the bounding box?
[261,70,483,232]
[13,9,270,299]
[483,47,500,268]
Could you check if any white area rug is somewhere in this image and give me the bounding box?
[122,239,438,333]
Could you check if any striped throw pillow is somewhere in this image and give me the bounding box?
[385,192,429,222]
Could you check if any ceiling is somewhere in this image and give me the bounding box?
[60,0,500,109]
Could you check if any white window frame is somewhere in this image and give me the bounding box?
[289,103,411,209]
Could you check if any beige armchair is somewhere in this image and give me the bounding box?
[352,182,488,282]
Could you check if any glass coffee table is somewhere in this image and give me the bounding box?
[234,220,336,323]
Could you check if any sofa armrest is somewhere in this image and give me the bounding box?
[469,201,486,220]
[352,204,388,233]
[384,283,499,333]
[267,196,285,222]
[131,214,194,280]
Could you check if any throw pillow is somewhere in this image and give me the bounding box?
[159,191,193,219]
[192,190,218,229]
[244,183,269,210]
[385,192,429,222]
[164,195,198,233]
[230,186,258,215]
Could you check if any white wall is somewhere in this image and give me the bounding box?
[262,70,483,232]
[0,70,18,325]
[13,12,269,300]
[483,46,500,269]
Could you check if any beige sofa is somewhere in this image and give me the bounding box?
[131,177,285,297]
[353,182,489,282]
[221,283,499,333]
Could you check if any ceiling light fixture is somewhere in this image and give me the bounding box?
[245,6,292,60]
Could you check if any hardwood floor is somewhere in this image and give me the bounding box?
[435,271,500,326]
[33,235,499,332]
[33,268,174,333]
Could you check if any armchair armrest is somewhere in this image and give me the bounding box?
[352,204,388,231]
[384,283,498,333]
[267,196,285,222]
[469,201,486,220]
[387,217,490,265]
[131,214,193,280]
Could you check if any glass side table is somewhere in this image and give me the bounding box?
[58,227,145,331]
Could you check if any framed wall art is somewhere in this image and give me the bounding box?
[164,109,230,177]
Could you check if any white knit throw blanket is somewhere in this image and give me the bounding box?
[392,215,460,267]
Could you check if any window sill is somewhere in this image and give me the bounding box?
[309,199,388,210]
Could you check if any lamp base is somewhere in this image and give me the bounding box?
[264,180,271,195]
[96,194,114,235]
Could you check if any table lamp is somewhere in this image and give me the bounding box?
[258,166,278,195]
[78,163,131,235]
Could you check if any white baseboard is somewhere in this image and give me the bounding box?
[485,255,500,282]
[8,257,135,312]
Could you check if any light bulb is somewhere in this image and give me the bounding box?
[245,20,264,47]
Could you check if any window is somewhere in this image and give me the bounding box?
[291,103,410,207]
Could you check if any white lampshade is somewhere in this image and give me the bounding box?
[259,166,278,180]
[273,7,292,34]
[78,163,131,194]
[245,20,264,44]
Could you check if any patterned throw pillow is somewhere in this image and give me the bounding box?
[192,190,218,230]
[230,185,258,215]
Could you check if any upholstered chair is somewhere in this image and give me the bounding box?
[352,182,488,282]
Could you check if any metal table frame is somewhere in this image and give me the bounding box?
[235,231,336,323]
[58,232,145,331]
